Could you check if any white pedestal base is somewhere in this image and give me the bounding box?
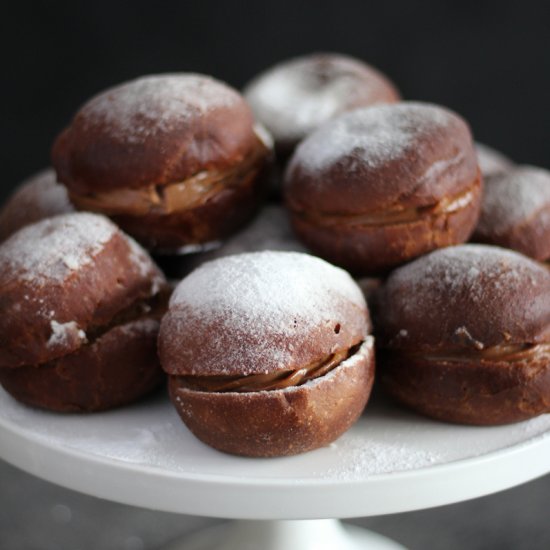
[165,519,406,550]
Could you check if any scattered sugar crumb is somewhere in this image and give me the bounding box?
[47,320,87,348]
[322,437,443,480]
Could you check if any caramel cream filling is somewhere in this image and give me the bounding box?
[178,344,360,393]
[410,342,550,364]
[69,141,268,217]
[297,185,477,228]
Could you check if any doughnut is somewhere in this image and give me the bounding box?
[377,244,550,425]
[0,212,169,412]
[244,53,400,158]
[473,166,550,261]
[284,102,483,274]
[159,251,375,457]
[51,74,273,252]
[158,205,308,278]
[475,142,514,178]
[0,168,73,242]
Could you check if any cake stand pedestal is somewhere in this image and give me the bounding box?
[1,388,549,550]
[170,519,403,550]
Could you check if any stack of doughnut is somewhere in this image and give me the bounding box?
[1,52,549,457]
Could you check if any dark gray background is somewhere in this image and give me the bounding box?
[1,1,549,548]
[1,0,549,201]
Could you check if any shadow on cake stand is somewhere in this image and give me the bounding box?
[1,388,549,549]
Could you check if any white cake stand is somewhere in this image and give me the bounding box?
[1,387,550,550]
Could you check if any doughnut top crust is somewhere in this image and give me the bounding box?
[159,251,369,376]
[475,166,550,240]
[189,206,307,270]
[52,74,259,193]
[378,244,550,352]
[284,102,478,215]
[0,168,73,241]
[244,53,400,152]
[0,212,165,368]
[475,142,513,178]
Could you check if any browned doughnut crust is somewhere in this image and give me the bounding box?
[285,102,479,215]
[160,270,369,378]
[473,166,550,261]
[376,245,550,425]
[168,338,374,457]
[52,74,262,193]
[52,74,272,249]
[380,347,550,425]
[0,318,164,412]
[291,172,482,274]
[103,147,271,250]
[377,245,550,351]
[244,53,400,156]
[0,213,166,368]
[159,251,373,456]
[284,102,481,274]
[0,169,74,242]
[475,142,514,179]
[158,205,308,280]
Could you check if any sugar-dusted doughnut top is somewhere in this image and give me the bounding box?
[476,166,550,237]
[0,168,74,241]
[378,244,550,351]
[52,74,260,193]
[475,142,513,178]
[284,102,479,215]
[159,251,370,376]
[244,53,400,151]
[187,206,307,272]
[0,212,165,368]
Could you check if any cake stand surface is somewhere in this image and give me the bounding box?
[1,387,550,549]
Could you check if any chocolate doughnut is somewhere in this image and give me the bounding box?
[52,74,272,252]
[284,102,483,275]
[475,142,514,179]
[0,212,168,412]
[377,244,550,425]
[244,53,400,158]
[158,205,307,278]
[0,168,73,242]
[159,251,375,457]
[473,166,550,261]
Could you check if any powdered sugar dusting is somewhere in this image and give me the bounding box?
[0,212,118,284]
[292,102,454,176]
[244,54,396,144]
[402,244,532,299]
[477,166,550,234]
[118,318,160,337]
[199,206,307,263]
[169,251,366,373]
[0,169,74,241]
[172,251,364,321]
[394,244,544,315]
[47,320,87,348]
[326,435,442,479]
[126,234,164,294]
[15,169,72,216]
[79,74,240,144]
[475,142,513,178]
